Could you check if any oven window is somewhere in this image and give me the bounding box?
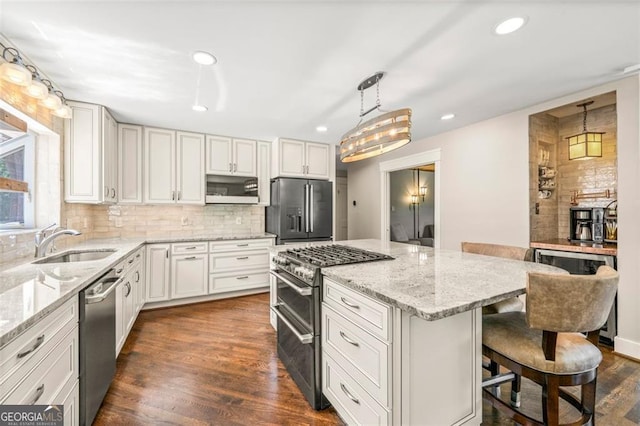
[276,273,314,331]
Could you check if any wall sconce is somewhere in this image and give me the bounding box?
[566,101,604,160]
[419,185,428,200]
[409,194,419,210]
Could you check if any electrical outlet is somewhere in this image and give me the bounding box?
[235,217,242,225]
[181,216,189,226]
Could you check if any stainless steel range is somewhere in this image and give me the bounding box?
[269,244,393,409]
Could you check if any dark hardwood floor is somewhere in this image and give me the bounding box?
[95,293,640,425]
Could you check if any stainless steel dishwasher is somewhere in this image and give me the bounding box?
[79,269,120,426]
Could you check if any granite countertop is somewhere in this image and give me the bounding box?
[277,239,565,321]
[0,233,276,348]
[530,239,617,256]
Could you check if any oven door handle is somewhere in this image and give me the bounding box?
[271,304,313,344]
[270,270,312,296]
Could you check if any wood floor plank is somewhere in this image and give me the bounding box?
[94,293,639,425]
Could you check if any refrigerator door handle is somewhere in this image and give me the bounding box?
[304,184,310,233]
[309,185,314,232]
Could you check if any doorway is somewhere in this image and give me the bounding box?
[389,165,435,246]
[379,149,441,247]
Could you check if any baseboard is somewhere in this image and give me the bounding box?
[613,336,640,361]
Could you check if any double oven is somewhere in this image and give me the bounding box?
[269,245,393,410]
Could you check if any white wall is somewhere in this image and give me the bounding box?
[347,75,640,359]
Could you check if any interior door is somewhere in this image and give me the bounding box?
[309,180,333,240]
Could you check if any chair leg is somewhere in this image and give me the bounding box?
[582,376,597,425]
[510,373,521,408]
[489,360,501,398]
[543,375,560,426]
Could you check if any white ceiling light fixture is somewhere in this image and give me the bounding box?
[494,16,526,35]
[192,50,217,66]
[340,72,412,163]
[440,113,455,120]
[53,91,72,119]
[0,45,32,86]
[38,80,62,110]
[316,125,328,133]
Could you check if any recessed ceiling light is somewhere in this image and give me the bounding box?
[494,17,526,35]
[440,113,455,120]
[192,105,208,112]
[316,125,328,133]
[192,51,217,66]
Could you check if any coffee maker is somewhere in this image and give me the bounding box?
[569,207,604,243]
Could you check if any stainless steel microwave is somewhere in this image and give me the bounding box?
[205,175,259,204]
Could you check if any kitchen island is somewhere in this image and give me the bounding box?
[274,239,563,425]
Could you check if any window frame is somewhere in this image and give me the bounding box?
[0,132,35,229]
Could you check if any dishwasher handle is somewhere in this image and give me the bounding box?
[85,277,121,304]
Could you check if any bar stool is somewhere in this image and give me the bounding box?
[482,265,618,425]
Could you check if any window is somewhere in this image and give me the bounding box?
[0,134,34,229]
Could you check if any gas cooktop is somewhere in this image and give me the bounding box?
[283,244,394,267]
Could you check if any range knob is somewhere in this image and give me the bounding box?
[273,255,290,266]
[294,266,315,282]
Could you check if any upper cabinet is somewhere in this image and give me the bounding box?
[144,128,204,204]
[117,124,143,204]
[273,138,331,180]
[257,141,271,206]
[64,101,118,203]
[205,135,257,177]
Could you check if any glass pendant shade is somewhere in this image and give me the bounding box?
[340,108,412,163]
[22,78,48,100]
[53,103,72,119]
[567,132,604,160]
[39,91,62,110]
[0,61,32,86]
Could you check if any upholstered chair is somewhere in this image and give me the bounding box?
[482,266,619,426]
[390,223,420,245]
[461,242,533,314]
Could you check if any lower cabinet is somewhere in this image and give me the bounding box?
[171,253,208,299]
[116,248,145,355]
[209,270,268,294]
[146,244,171,303]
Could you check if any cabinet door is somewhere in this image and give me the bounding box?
[205,135,233,175]
[123,275,135,333]
[305,141,330,179]
[171,254,208,299]
[144,127,175,203]
[118,124,143,204]
[64,101,101,203]
[257,141,271,206]
[146,244,170,302]
[115,280,124,354]
[103,110,118,203]
[176,132,205,204]
[278,139,306,177]
[233,138,257,176]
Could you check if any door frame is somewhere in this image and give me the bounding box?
[379,149,441,247]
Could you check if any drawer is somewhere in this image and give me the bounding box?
[322,304,391,407]
[2,326,78,405]
[323,278,391,342]
[209,271,269,294]
[0,297,78,397]
[172,242,208,255]
[209,238,273,252]
[323,352,390,426]
[209,251,269,271]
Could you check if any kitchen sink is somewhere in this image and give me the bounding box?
[33,249,117,264]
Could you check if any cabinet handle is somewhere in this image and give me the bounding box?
[236,244,249,247]
[16,334,45,359]
[116,268,124,274]
[340,297,360,310]
[229,163,233,172]
[339,331,360,347]
[166,249,169,259]
[236,256,249,260]
[184,256,197,260]
[31,384,45,405]
[104,185,109,197]
[135,271,140,283]
[125,282,131,297]
[128,258,134,264]
[111,188,116,198]
[172,191,176,201]
[236,276,249,280]
[177,190,181,200]
[233,163,237,172]
[185,246,198,250]
[136,253,141,259]
[340,383,359,405]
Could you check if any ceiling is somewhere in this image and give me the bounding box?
[543,91,617,118]
[1,1,638,148]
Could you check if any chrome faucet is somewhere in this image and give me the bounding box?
[35,227,82,258]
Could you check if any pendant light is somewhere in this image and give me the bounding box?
[0,46,32,86]
[21,65,48,100]
[39,79,62,110]
[340,72,412,163]
[52,91,72,119]
[566,101,604,160]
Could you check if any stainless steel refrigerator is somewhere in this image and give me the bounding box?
[266,178,333,244]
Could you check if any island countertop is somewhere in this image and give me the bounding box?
[314,240,565,321]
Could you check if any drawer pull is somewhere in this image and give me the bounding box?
[236,256,249,260]
[128,258,134,264]
[340,383,360,405]
[237,244,249,247]
[136,253,141,258]
[31,384,45,404]
[339,331,360,347]
[184,256,197,260]
[125,282,131,297]
[17,334,45,359]
[340,297,360,310]
[185,246,198,250]
[116,268,124,274]
[236,276,249,280]
[135,271,140,283]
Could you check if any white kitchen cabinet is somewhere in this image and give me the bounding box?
[144,129,204,204]
[273,138,331,180]
[257,140,271,205]
[64,101,118,203]
[208,238,272,295]
[171,253,208,299]
[115,279,124,354]
[146,244,171,303]
[205,135,257,177]
[118,123,144,204]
